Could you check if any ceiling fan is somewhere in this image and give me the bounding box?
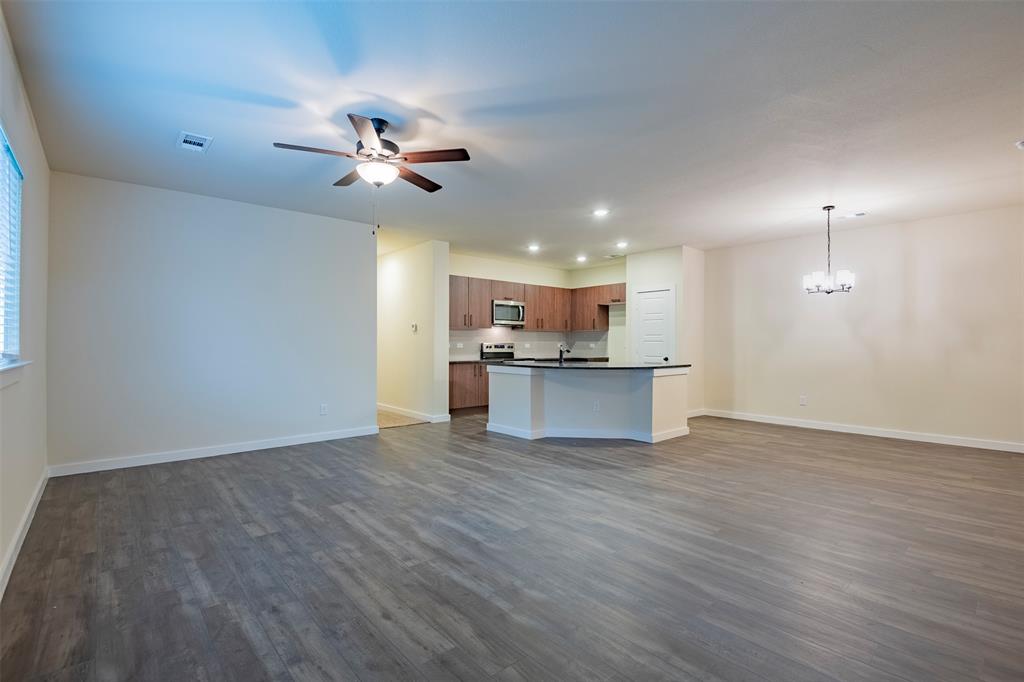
[273,114,469,193]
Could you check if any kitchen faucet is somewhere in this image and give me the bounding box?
[558,342,571,365]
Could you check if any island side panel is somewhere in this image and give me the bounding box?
[541,369,653,439]
[650,369,689,442]
[486,366,545,438]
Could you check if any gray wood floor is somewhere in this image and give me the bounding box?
[2,414,1022,681]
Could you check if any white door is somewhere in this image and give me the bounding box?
[631,287,675,364]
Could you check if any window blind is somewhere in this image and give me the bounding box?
[1,125,23,361]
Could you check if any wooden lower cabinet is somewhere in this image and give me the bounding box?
[449,362,488,409]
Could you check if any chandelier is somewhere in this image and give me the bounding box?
[803,205,855,294]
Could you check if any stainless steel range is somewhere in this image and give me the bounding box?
[480,342,515,360]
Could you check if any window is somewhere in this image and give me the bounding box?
[1,124,23,363]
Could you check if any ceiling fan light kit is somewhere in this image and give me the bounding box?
[803,205,856,294]
[273,113,469,193]
[356,161,399,186]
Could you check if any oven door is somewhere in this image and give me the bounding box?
[492,300,526,326]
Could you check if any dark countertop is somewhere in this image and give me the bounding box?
[450,357,610,364]
[486,360,691,370]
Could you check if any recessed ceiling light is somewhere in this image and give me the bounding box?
[528,244,540,252]
[592,208,610,218]
[616,241,628,249]
[576,255,587,263]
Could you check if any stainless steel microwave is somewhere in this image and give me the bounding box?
[492,300,526,327]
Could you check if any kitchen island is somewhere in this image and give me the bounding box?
[486,361,691,443]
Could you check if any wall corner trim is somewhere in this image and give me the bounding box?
[0,469,48,599]
[701,410,1023,454]
[47,426,381,478]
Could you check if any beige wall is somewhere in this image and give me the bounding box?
[450,252,570,287]
[378,240,450,420]
[47,173,378,467]
[0,5,49,594]
[681,246,705,411]
[568,261,626,288]
[704,205,1024,449]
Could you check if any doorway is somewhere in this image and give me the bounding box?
[630,286,676,364]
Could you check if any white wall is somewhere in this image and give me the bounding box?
[0,4,49,595]
[378,240,450,421]
[704,205,1024,450]
[47,172,378,469]
[624,245,704,410]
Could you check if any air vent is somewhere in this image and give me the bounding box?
[176,131,213,153]
[604,254,624,260]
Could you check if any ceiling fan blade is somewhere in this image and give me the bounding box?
[399,148,471,164]
[333,169,361,187]
[398,166,442,193]
[347,113,382,154]
[273,142,355,158]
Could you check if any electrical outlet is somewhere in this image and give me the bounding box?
[799,395,807,407]
[589,343,596,348]
[320,403,328,416]
[456,342,464,349]
[593,400,600,412]
[524,343,531,349]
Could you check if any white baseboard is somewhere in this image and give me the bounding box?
[650,426,691,443]
[486,422,690,443]
[701,409,1023,454]
[486,422,543,439]
[48,425,381,477]
[687,408,707,418]
[377,402,450,424]
[0,468,47,598]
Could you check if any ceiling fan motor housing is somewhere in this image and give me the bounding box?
[356,138,400,158]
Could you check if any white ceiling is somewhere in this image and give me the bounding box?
[4,1,1022,266]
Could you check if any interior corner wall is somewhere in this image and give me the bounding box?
[378,240,450,421]
[0,4,50,596]
[47,172,378,470]
[681,246,705,411]
[704,205,1024,450]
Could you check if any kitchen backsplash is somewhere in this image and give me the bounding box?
[449,327,609,361]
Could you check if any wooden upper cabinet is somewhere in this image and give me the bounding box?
[523,284,542,330]
[467,278,491,329]
[491,280,525,302]
[603,283,627,305]
[450,275,494,329]
[553,287,572,331]
[449,275,470,329]
[524,285,570,331]
[571,284,618,331]
[452,276,623,331]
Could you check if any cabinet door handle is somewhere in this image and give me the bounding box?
[463,313,467,326]
[470,314,473,326]
[540,318,544,329]
[592,317,596,329]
